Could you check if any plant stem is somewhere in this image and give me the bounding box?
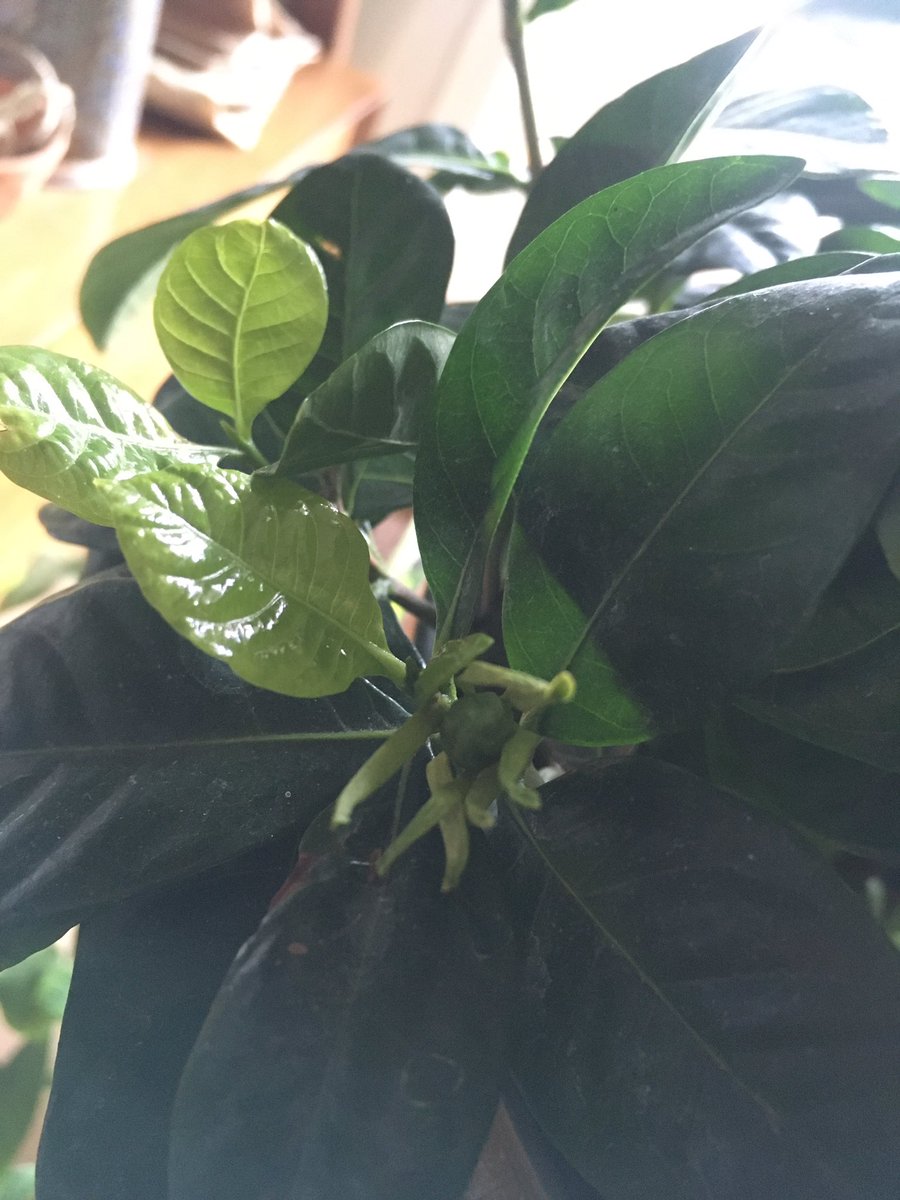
[221,419,268,468]
[370,561,437,626]
[502,0,543,181]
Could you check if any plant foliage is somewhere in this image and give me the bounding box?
[1,15,899,1199]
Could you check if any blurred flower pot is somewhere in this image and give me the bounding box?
[0,36,74,217]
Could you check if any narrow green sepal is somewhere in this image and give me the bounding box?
[332,699,447,826]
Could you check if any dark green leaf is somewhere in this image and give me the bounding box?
[0,1042,46,1171]
[507,758,900,1200]
[38,504,119,556]
[274,321,453,477]
[79,173,308,349]
[416,155,803,634]
[706,250,872,300]
[718,85,887,141]
[344,451,415,526]
[845,251,900,276]
[360,124,525,193]
[819,225,900,254]
[0,348,223,526]
[707,706,900,861]
[740,626,900,775]
[776,532,900,673]
[154,220,328,439]
[103,465,406,696]
[170,810,515,1200]
[506,31,761,261]
[271,155,454,387]
[664,191,820,281]
[36,839,297,1200]
[0,571,405,968]
[705,86,894,177]
[877,473,900,580]
[525,0,581,20]
[0,948,71,1038]
[508,274,900,730]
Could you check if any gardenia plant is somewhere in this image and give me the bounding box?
[1,9,900,1200]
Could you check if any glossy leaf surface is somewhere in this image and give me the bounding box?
[37,840,296,1200]
[80,173,307,349]
[507,760,900,1199]
[153,220,328,438]
[170,816,515,1200]
[104,466,405,696]
[508,274,900,728]
[506,31,760,260]
[0,572,405,968]
[0,348,221,526]
[707,706,900,861]
[415,155,803,632]
[272,155,454,384]
[275,321,453,477]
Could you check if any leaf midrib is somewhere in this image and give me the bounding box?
[561,294,882,675]
[0,726,397,767]
[134,478,400,678]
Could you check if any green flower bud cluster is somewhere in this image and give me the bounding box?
[332,633,576,889]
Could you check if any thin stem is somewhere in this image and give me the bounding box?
[370,561,436,626]
[221,419,268,468]
[502,0,543,182]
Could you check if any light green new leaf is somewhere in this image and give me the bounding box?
[0,348,222,526]
[102,465,406,697]
[154,220,328,440]
[274,322,453,478]
[80,172,309,350]
[414,155,804,636]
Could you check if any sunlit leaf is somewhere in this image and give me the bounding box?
[103,466,406,697]
[153,220,328,439]
[80,174,309,350]
[0,348,221,526]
